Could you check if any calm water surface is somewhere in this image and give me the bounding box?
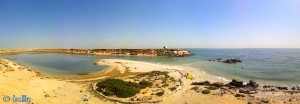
[2,48,300,85]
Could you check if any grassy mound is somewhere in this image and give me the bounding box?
[139,80,153,89]
[96,79,152,98]
[136,71,170,78]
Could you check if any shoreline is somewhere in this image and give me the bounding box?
[0,57,246,104]
[94,59,226,82]
[1,49,298,86]
[91,59,247,104]
[1,52,296,86]
[0,58,117,104]
[0,51,225,83]
[1,54,300,103]
[1,51,298,86]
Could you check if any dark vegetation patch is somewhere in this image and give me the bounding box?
[202,90,211,94]
[156,91,164,96]
[136,71,170,78]
[139,80,153,89]
[191,81,211,86]
[96,79,153,98]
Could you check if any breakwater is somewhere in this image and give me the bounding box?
[31,48,192,57]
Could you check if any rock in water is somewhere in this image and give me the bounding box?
[209,58,242,64]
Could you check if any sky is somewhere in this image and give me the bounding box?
[0,0,300,49]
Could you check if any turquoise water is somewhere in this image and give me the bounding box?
[1,53,108,75]
[185,49,300,86]
[1,49,300,85]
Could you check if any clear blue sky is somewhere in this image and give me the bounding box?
[0,0,299,49]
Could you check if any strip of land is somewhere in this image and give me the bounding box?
[0,57,248,104]
[0,48,192,57]
[93,59,247,104]
[1,54,300,103]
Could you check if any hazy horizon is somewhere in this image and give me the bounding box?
[1,0,300,49]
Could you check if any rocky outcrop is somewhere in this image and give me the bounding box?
[191,79,300,104]
[209,58,242,64]
[227,79,244,88]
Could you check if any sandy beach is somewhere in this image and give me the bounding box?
[1,0,300,103]
[0,57,250,104]
[2,57,300,104]
[94,59,247,104]
[0,58,118,104]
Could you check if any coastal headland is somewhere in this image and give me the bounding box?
[0,49,300,104]
[8,48,192,57]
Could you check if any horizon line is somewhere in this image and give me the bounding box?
[1,47,300,50]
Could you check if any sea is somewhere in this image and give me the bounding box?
[1,48,300,86]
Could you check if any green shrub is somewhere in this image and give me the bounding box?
[191,81,211,86]
[202,90,211,94]
[139,80,153,89]
[207,86,218,90]
[169,77,176,82]
[103,90,114,96]
[156,91,164,96]
[137,71,170,78]
[169,87,177,91]
[96,79,155,98]
[162,83,169,87]
[129,81,141,89]
[191,86,199,90]
[235,93,245,97]
[96,79,140,98]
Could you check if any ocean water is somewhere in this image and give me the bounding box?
[1,48,300,85]
[184,48,300,86]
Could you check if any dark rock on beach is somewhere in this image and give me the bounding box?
[191,81,211,86]
[189,78,300,104]
[277,86,288,90]
[211,82,224,88]
[228,79,244,88]
[246,80,259,89]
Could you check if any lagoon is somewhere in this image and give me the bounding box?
[2,48,300,85]
[1,53,108,75]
